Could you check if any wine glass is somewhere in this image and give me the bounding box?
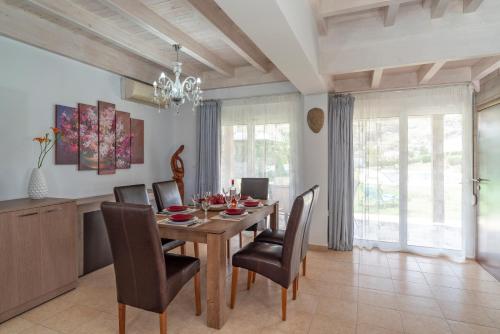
[192,193,200,207]
[235,192,241,206]
[201,195,210,222]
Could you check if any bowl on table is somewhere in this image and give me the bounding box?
[170,213,194,222]
[166,205,188,212]
[243,200,260,207]
[224,208,246,216]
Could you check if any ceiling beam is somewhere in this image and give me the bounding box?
[463,0,484,13]
[371,68,383,88]
[384,2,400,26]
[25,0,198,76]
[310,0,328,35]
[99,0,234,77]
[216,0,327,94]
[472,56,500,81]
[185,0,270,73]
[431,0,450,18]
[333,67,471,92]
[0,2,161,84]
[418,61,446,84]
[320,0,414,18]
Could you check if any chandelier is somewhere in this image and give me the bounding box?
[153,44,203,113]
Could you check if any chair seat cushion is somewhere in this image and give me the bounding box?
[232,242,289,288]
[164,253,200,305]
[161,238,186,253]
[254,229,285,245]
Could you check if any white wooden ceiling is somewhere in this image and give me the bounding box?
[1,0,499,92]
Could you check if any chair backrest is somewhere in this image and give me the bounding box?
[114,184,150,205]
[301,185,320,261]
[240,178,269,200]
[101,202,168,313]
[281,188,314,283]
[152,180,182,212]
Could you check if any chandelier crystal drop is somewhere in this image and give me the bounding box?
[153,44,203,114]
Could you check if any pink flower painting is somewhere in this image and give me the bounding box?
[115,111,131,169]
[78,104,98,170]
[55,105,78,164]
[131,118,144,164]
[98,101,116,174]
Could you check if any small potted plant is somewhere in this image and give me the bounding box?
[29,127,60,199]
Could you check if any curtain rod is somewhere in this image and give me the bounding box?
[331,82,472,95]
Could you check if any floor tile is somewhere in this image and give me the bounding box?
[448,320,500,334]
[358,275,395,293]
[439,302,494,327]
[357,304,403,332]
[0,317,34,334]
[401,312,451,334]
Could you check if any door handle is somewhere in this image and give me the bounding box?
[472,178,489,183]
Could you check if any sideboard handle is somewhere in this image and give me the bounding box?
[18,212,38,217]
[45,208,62,213]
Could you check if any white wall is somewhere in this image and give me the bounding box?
[302,93,329,246]
[0,36,182,200]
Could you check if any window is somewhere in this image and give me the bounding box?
[353,85,473,258]
[220,94,301,215]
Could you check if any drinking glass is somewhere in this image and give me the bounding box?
[201,195,210,222]
[192,193,199,207]
[235,192,241,205]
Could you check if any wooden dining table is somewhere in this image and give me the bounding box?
[155,200,279,329]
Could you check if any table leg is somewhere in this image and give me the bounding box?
[206,233,227,329]
[270,202,279,231]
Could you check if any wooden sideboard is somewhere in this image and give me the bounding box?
[0,198,78,323]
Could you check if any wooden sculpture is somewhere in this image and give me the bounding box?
[171,145,185,202]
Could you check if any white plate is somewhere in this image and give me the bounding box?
[161,207,198,215]
[220,211,249,219]
[166,216,199,226]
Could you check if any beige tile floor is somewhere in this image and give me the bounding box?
[2,236,500,334]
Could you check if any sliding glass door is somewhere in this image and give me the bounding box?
[353,86,473,257]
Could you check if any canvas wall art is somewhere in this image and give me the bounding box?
[55,105,78,164]
[131,118,144,164]
[78,103,98,170]
[115,111,131,169]
[98,101,116,175]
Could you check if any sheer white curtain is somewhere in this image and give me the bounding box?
[353,85,474,259]
[220,93,302,214]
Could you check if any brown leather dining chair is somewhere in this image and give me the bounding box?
[152,180,199,257]
[229,188,313,321]
[101,202,201,334]
[238,177,269,244]
[114,184,186,254]
[254,185,319,277]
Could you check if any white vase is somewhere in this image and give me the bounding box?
[28,168,48,199]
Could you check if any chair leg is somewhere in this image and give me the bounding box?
[227,240,230,259]
[253,230,257,239]
[159,310,167,334]
[302,256,307,276]
[247,271,252,290]
[239,232,243,248]
[194,242,199,258]
[252,271,256,283]
[281,288,287,321]
[194,271,201,316]
[230,267,239,309]
[292,276,298,300]
[118,303,125,334]
[180,244,186,255]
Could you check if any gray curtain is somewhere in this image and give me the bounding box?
[196,100,221,195]
[328,94,355,251]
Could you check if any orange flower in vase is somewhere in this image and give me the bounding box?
[28,127,61,199]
